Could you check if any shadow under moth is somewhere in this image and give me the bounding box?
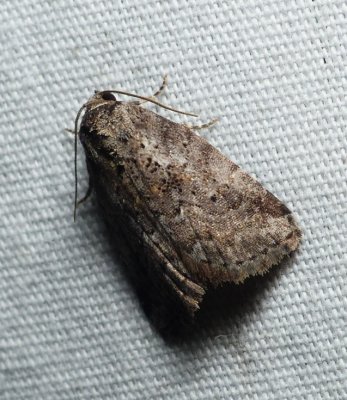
[74,77,301,316]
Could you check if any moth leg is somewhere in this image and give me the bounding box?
[65,128,74,135]
[187,118,219,130]
[77,176,93,206]
[138,74,168,104]
[151,74,168,99]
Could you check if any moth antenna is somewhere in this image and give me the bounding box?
[104,90,198,117]
[73,104,87,221]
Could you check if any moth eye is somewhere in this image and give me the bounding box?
[100,92,117,101]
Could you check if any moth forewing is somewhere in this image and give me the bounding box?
[76,91,301,315]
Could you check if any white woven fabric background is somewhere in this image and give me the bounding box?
[1,0,346,399]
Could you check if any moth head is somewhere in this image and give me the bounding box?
[73,90,121,221]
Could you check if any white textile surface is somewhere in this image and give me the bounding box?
[0,1,346,399]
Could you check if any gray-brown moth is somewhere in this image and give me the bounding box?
[74,81,301,315]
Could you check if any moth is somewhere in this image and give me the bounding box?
[74,78,301,315]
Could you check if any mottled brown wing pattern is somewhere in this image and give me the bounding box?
[79,95,301,313]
